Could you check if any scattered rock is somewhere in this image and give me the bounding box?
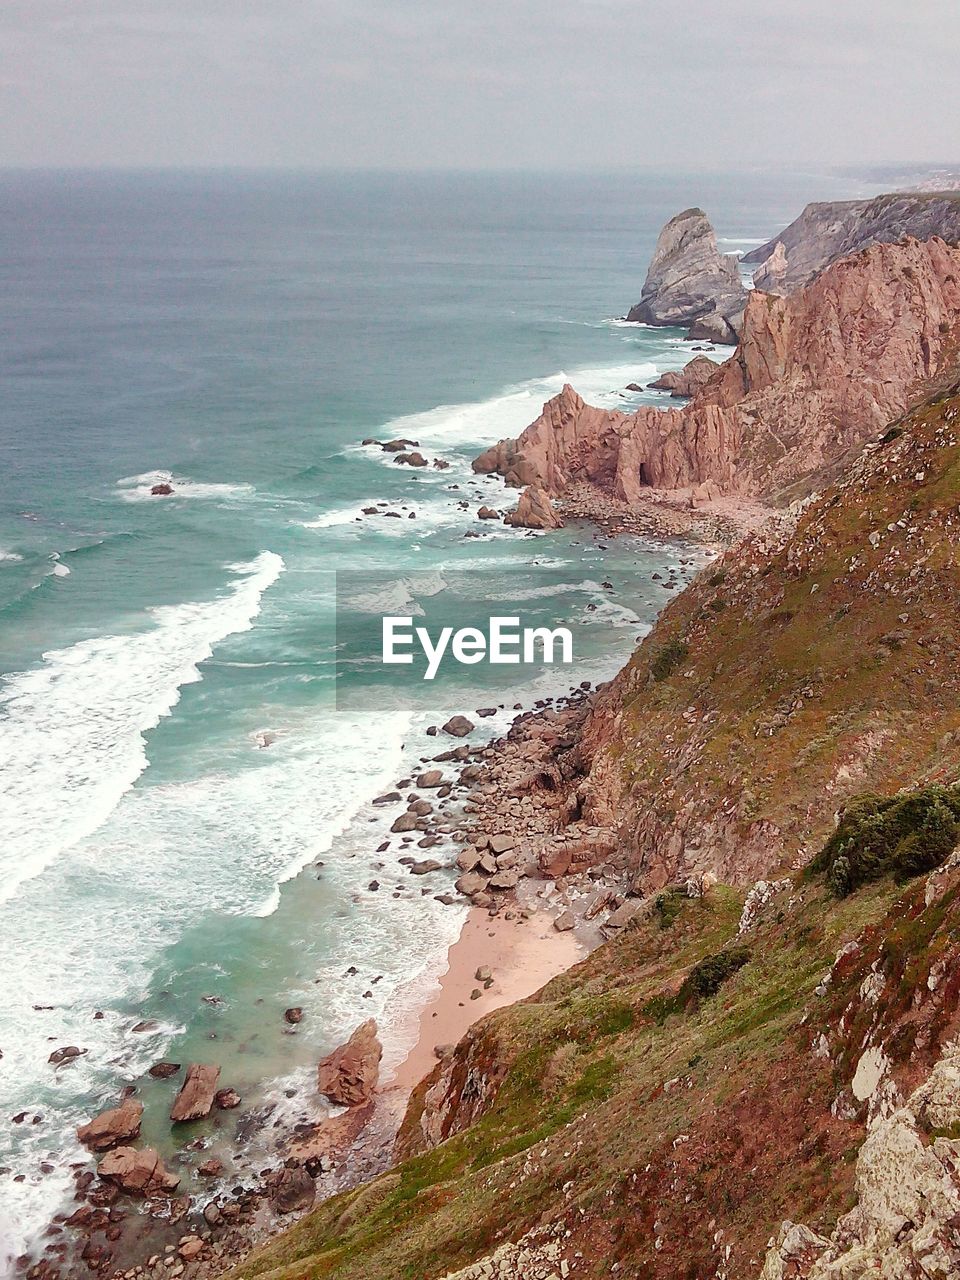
[504,485,564,530]
[270,1166,316,1214]
[148,1062,181,1080]
[442,716,475,738]
[97,1147,180,1197]
[48,1046,86,1066]
[77,1101,143,1153]
[170,1064,221,1123]
[316,1019,382,1106]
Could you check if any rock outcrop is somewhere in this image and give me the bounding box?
[762,1034,960,1277]
[503,485,564,529]
[170,1062,221,1122]
[76,1100,143,1152]
[97,1146,180,1197]
[317,1018,382,1106]
[744,190,960,294]
[647,355,718,398]
[475,236,960,505]
[626,208,747,342]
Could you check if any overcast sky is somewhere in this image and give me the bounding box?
[1,0,958,170]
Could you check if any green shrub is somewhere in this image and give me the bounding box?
[682,946,752,1000]
[650,638,689,682]
[813,786,960,896]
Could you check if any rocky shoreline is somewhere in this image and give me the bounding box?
[21,650,685,1280]
[16,257,773,1280]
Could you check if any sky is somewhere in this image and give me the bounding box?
[1,0,958,170]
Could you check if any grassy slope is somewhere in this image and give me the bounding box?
[230,384,960,1280]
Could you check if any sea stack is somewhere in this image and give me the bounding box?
[627,207,747,342]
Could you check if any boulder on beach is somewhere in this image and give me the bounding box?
[441,715,475,738]
[271,1166,316,1214]
[77,1099,143,1152]
[488,869,519,891]
[455,871,488,897]
[170,1063,221,1122]
[317,1018,382,1107]
[409,859,442,875]
[503,486,563,530]
[456,846,481,872]
[417,770,443,788]
[97,1146,180,1197]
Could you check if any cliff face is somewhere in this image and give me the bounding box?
[626,207,748,342]
[475,236,960,504]
[224,393,960,1280]
[568,374,960,894]
[745,190,960,294]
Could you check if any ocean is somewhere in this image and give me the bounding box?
[0,167,870,1262]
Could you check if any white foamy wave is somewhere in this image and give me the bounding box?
[303,504,369,529]
[115,469,254,502]
[0,549,23,564]
[0,551,284,907]
[372,361,659,453]
[0,696,410,1256]
[50,553,70,577]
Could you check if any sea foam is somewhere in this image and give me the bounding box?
[0,551,284,906]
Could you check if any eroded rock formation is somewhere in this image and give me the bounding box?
[170,1063,221,1122]
[502,485,564,529]
[76,1100,143,1152]
[626,208,747,341]
[317,1018,382,1106]
[476,236,960,505]
[96,1146,180,1197]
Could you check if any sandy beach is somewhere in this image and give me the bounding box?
[386,902,585,1097]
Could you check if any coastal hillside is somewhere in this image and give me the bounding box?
[744,190,960,293]
[225,377,960,1278]
[475,235,960,510]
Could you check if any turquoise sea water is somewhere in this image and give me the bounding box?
[0,168,871,1259]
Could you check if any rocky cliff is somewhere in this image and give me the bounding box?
[626,207,748,342]
[475,235,960,505]
[745,190,960,294]
[226,376,960,1280]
